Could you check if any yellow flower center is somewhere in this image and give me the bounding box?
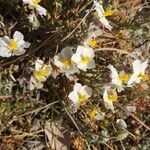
[108,94,118,102]
[28,0,41,9]
[78,93,88,102]
[119,73,129,83]
[9,39,18,51]
[33,0,41,6]
[62,59,72,69]
[89,108,99,120]
[97,7,113,18]
[138,73,149,81]
[80,56,91,64]
[103,7,113,17]
[35,66,49,81]
[89,39,97,48]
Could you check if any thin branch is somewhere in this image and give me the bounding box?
[63,104,83,136]
[14,101,59,119]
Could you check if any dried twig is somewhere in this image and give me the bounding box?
[0,130,44,139]
[60,5,94,43]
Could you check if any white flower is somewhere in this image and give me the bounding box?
[127,59,149,86]
[23,0,47,16]
[108,64,129,92]
[54,47,79,75]
[83,27,102,48]
[28,11,40,30]
[84,38,98,49]
[103,86,118,112]
[68,83,92,105]
[71,45,95,71]
[34,58,52,82]
[0,31,30,57]
[93,0,113,30]
[30,58,52,90]
[89,107,105,121]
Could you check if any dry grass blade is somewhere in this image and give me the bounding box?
[15,101,59,118]
[95,48,136,58]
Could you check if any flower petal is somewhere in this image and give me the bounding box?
[54,55,64,68]
[127,74,140,86]
[132,60,141,75]
[103,87,115,112]
[61,47,73,58]
[22,0,31,4]
[36,5,47,16]
[76,45,85,55]
[94,1,112,30]
[23,41,31,48]
[99,17,112,30]
[0,46,11,57]
[74,83,82,92]
[94,0,105,14]
[141,59,148,74]
[28,11,40,30]
[87,59,96,69]
[71,54,80,64]
[83,85,92,97]
[68,91,78,104]
[29,76,43,90]
[83,47,95,58]
[12,47,26,56]
[0,36,10,46]
[13,31,24,42]
[108,64,119,79]
[77,63,87,71]
[35,58,44,71]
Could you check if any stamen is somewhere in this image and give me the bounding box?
[103,7,113,17]
[33,0,41,6]
[80,56,91,64]
[119,73,129,83]
[89,108,99,120]
[62,59,72,69]
[35,66,49,81]
[78,93,87,102]
[138,73,149,81]
[108,94,118,102]
[9,39,17,51]
[89,39,97,48]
